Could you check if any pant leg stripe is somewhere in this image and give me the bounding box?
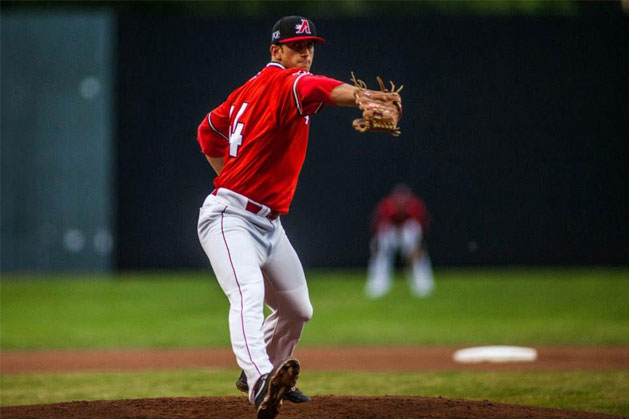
[220,207,262,376]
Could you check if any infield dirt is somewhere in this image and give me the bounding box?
[2,346,626,373]
[1,346,626,418]
[0,395,619,419]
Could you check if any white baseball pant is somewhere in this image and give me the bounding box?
[197,188,312,403]
[366,219,435,298]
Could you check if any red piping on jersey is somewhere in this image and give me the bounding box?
[220,206,262,376]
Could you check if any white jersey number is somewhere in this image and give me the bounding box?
[228,103,248,157]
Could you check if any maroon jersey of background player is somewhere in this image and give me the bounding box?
[371,184,430,233]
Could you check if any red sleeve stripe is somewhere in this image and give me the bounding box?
[208,112,228,141]
[292,72,311,116]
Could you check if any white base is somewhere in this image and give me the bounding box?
[453,346,538,363]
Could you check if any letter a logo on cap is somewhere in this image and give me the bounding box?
[295,19,311,34]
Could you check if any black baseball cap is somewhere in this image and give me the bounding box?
[271,16,325,45]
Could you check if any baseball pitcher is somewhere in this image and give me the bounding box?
[196,16,403,418]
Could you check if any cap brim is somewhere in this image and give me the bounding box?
[277,36,325,44]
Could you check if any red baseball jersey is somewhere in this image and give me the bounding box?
[197,62,343,214]
[371,193,430,233]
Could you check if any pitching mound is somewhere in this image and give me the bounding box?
[0,396,616,419]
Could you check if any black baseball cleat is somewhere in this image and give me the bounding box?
[236,370,248,393]
[284,386,312,403]
[253,357,301,419]
[237,369,311,403]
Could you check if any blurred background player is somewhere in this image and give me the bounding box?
[366,184,435,298]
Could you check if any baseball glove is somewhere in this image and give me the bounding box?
[351,72,403,136]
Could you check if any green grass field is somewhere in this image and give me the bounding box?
[1,267,628,416]
[1,267,627,349]
[1,370,627,416]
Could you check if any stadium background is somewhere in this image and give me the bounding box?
[2,1,627,272]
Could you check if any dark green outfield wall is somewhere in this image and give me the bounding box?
[1,12,115,271]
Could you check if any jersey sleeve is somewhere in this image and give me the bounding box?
[197,102,230,157]
[291,73,344,116]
